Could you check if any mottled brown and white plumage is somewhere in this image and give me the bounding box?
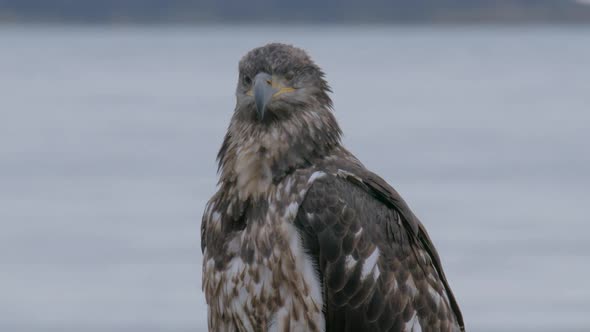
[201,43,465,332]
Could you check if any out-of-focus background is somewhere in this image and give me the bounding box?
[1,1,589,331]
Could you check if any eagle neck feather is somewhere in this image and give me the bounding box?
[217,106,341,201]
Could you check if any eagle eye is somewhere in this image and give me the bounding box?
[284,71,295,81]
[242,75,252,86]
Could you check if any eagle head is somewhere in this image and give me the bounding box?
[234,43,333,124]
[218,43,342,196]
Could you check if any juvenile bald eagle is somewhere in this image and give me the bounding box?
[201,43,465,331]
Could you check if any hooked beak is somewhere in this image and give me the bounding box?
[251,72,296,120]
[253,72,277,121]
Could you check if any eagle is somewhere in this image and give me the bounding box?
[201,43,465,332]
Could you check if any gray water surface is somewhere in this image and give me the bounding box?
[1,25,589,331]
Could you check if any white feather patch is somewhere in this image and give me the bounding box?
[307,171,326,184]
[361,248,380,280]
[283,202,299,219]
[288,223,323,310]
[354,227,363,239]
[406,311,422,332]
[345,255,357,271]
[269,223,325,331]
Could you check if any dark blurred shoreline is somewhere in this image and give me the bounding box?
[2,22,590,29]
[1,0,590,24]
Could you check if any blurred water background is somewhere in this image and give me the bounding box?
[1,25,589,331]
